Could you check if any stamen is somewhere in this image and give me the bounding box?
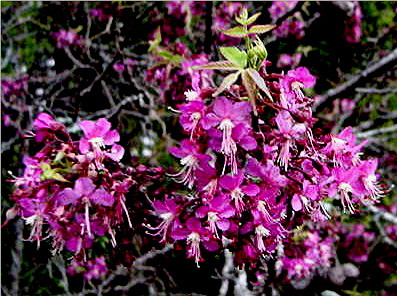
[187,232,201,267]
[89,137,105,149]
[257,200,274,222]
[277,139,291,171]
[184,90,199,101]
[255,225,270,252]
[300,195,313,213]
[338,182,355,214]
[291,81,304,99]
[202,179,218,196]
[146,211,174,242]
[169,154,198,188]
[363,175,384,200]
[85,202,92,238]
[219,119,235,156]
[189,112,201,140]
[231,188,245,216]
[218,119,238,175]
[208,211,219,238]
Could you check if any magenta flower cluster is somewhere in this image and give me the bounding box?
[53,29,83,48]
[145,58,383,267]
[344,1,363,43]
[10,113,135,279]
[268,1,305,40]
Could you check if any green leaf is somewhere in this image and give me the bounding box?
[246,12,262,25]
[220,47,247,69]
[40,162,69,182]
[248,24,276,34]
[253,37,268,60]
[158,50,174,60]
[241,70,256,99]
[246,68,273,101]
[241,69,258,115]
[53,151,65,164]
[235,16,246,26]
[222,26,248,38]
[213,71,241,97]
[235,11,261,25]
[193,61,242,70]
[148,27,162,52]
[248,38,268,69]
[239,8,248,21]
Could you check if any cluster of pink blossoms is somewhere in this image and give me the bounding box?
[273,223,337,289]
[344,1,363,43]
[146,41,214,104]
[53,29,83,48]
[10,113,135,279]
[146,60,384,267]
[268,1,305,40]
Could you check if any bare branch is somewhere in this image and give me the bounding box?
[367,204,397,225]
[356,124,397,139]
[355,87,397,94]
[314,47,397,112]
[219,249,234,296]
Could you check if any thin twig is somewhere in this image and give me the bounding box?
[356,124,397,139]
[314,47,397,112]
[219,249,234,296]
[373,211,397,248]
[10,219,24,295]
[367,204,397,225]
[134,244,173,267]
[355,87,397,94]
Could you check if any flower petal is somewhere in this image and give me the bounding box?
[242,184,260,196]
[75,177,95,197]
[104,129,120,145]
[80,120,96,139]
[216,218,230,231]
[292,194,302,211]
[57,188,80,205]
[90,188,114,207]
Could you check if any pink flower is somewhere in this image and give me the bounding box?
[354,159,384,201]
[53,29,82,48]
[321,126,367,167]
[172,218,219,267]
[57,177,114,237]
[169,139,211,188]
[269,1,299,20]
[275,110,306,170]
[246,158,289,190]
[146,198,181,242]
[208,123,257,153]
[84,256,108,281]
[277,53,302,68]
[57,177,114,207]
[219,170,260,216]
[178,100,207,139]
[203,97,252,174]
[328,167,361,214]
[195,164,219,197]
[196,193,235,237]
[33,112,68,142]
[345,2,362,43]
[113,63,125,73]
[292,180,320,213]
[79,118,120,153]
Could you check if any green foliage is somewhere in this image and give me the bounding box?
[220,46,247,69]
[2,2,53,74]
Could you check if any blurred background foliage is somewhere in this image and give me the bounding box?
[1,1,397,295]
